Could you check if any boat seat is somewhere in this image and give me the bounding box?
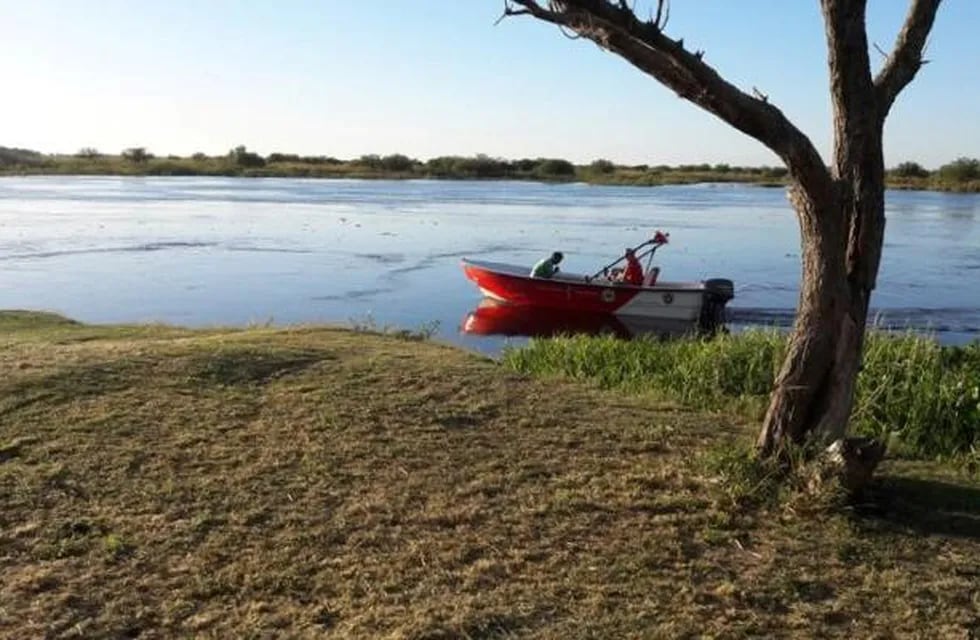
[642,267,661,287]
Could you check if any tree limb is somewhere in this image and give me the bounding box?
[874,0,942,119]
[652,0,669,30]
[505,0,832,195]
[822,0,876,170]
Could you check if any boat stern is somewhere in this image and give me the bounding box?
[699,278,735,333]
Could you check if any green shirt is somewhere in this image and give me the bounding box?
[530,257,558,278]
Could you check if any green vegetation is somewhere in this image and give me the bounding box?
[887,156,980,192]
[3,145,977,192]
[2,311,978,637]
[503,330,980,464]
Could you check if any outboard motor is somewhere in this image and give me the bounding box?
[699,278,735,333]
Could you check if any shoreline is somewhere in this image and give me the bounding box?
[1,169,977,194]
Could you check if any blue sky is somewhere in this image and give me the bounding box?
[1,1,976,168]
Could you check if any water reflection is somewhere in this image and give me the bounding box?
[464,300,980,346]
[462,299,697,340]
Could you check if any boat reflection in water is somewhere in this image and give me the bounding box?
[461,299,700,340]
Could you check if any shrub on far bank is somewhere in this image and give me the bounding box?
[3,145,980,193]
[589,158,616,174]
[535,158,576,178]
[891,161,930,178]
[229,145,266,168]
[937,157,980,183]
[426,154,512,178]
[0,146,46,168]
[122,147,152,163]
[379,153,415,172]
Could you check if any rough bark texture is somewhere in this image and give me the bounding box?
[506,0,941,468]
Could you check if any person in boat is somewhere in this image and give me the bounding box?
[530,251,563,278]
[615,247,644,285]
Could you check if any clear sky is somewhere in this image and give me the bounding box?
[1,1,977,168]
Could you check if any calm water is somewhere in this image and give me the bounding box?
[1,176,978,353]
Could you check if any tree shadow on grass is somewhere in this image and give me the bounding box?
[184,347,332,387]
[854,475,980,540]
[0,361,145,418]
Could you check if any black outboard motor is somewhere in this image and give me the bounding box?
[699,278,735,333]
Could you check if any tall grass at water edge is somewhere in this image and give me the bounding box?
[503,330,980,463]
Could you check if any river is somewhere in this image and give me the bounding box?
[1,176,978,353]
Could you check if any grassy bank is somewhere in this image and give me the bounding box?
[504,330,980,464]
[0,152,792,186]
[1,312,979,637]
[3,147,979,192]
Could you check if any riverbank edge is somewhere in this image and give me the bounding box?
[2,168,978,194]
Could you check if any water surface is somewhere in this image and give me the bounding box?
[1,176,977,353]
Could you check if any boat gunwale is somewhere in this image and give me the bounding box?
[461,257,711,294]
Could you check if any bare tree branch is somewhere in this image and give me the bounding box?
[874,0,942,119]
[505,0,832,195]
[652,0,669,30]
[497,1,531,25]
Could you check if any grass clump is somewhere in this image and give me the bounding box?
[856,335,980,461]
[698,441,786,511]
[697,440,852,518]
[504,330,980,462]
[503,330,780,410]
[102,533,135,562]
[349,315,441,341]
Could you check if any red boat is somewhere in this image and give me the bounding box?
[461,232,733,332]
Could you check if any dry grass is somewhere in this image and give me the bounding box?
[1,311,978,639]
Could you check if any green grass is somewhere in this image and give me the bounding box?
[2,312,978,638]
[4,151,980,192]
[503,330,980,463]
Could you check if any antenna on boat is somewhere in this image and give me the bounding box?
[588,230,670,281]
[642,230,669,274]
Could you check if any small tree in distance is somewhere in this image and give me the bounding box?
[122,147,151,164]
[229,145,266,168]
[535,157,576,177]
[590,158,616,174]
[891,161,930,178]
[380,153,415,172]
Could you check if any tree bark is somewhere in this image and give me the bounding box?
[759,0,885,454]
[759,0,939,456]
[506,0,942,461]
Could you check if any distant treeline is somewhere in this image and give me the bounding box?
[1,145,978,192]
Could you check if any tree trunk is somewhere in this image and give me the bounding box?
[759,0,890,457]
[757,179,881,455]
